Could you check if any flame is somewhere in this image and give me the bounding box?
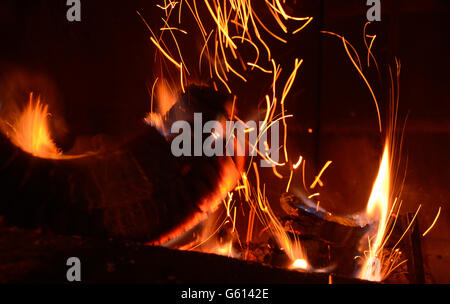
[4,93,62,159]
[1,93,91,160]
[144,78,180,135]
[322,28,410,282]
[358,143,390,281]
[155,79,178,116]
[251,163,308,269]
[213,241,235,257]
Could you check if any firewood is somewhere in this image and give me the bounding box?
[280,192,368,247]
[0,87,240,244]
[279,192,370,275]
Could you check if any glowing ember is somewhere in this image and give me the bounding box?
[291,259,308,270]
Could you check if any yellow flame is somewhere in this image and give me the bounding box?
[6,93,62,159]
[359,143,390,281]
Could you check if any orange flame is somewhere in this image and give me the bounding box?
[5,93,62,159]
[359,143,390,281]
[144,79,178,134]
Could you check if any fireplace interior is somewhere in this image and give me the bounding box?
[0,0,449,284]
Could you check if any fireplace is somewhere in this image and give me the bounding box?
[0,0,448,285]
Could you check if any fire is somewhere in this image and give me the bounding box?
[146,1,435,280]
[3,93,62,159]
[244,163,308,269]
[358,143,391,281]
[292,259,308,270]
[144,78,178,134]
[145,0,313,269]
[1,93,90,160]
[366,144,390,251]
[322,27,406,282]
[0,1,440,283]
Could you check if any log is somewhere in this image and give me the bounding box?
[280,192,369,275]
[0,86,241,244]
[280,192,368,246]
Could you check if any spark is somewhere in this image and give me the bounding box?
[272,166,284,179]
[310,160,333,189]
[293,155,303,169]
[308,193,320,199]
[293,17,314,34]
[150,36,182,70]
[157,1,179,11]
[285,169,294,192]
[150,77,159,113]
[160,27,188,34]
[246,62,272,73]
[422,207,442,237]
[322,31,382,132]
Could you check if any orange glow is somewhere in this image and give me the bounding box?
[156,79,178,116]
[291,258,308,270]
[251,163,308,268]
[359,143,390,281]
[144,1,439,282]
[144,79,179,133]
[4,93,61,159]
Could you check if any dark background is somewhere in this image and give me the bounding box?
[0,0,448,282]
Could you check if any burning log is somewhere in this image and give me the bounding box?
[0,87,241,244]
[280,192,368,246]
[280,192,369,274]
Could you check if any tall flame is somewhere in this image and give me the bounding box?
[359,143,390,281]
[6,93,62,159]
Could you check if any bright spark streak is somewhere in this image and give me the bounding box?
[160,27,188,34]
[293,17,314,34]
[150,36,182,70]
[285,169,294,192]
[246,62,272,73]
[322,31,382,132]
[293,155,303,169]
[310,161,333,189]
[422,207,442,237]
